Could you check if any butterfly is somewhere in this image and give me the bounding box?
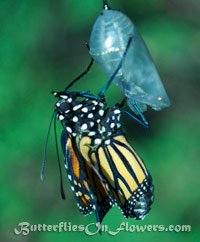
[53,90,154,225]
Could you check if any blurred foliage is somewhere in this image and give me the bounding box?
[0,0,200,242]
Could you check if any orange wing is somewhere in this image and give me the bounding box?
[61,131,114,224]
[84,160,115,224]
[61,131,95,215]
[79,134,154,220]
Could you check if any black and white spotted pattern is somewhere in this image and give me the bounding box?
[53,90,154,223]
[121,177,154,220]
[54,91,122,140]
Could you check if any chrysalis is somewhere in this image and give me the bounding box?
[89,1,170,113]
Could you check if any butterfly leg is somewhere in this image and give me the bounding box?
[65,58,94,90]
[121,109,149,128]
[119,97,149,128]
[129,99,149,126]
[98,37,133,97]
[77,92,99,100]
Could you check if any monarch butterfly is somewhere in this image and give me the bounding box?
[89,0,170,114]
[52,88,154,224]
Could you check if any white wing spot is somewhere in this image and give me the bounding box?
[82,107,88,113]
[66,127,72,133]
[105,139,110,145]
[114,109,120,114]
[89,131,96,136]
[81,123,87,130]
[101,126,106,132]
[67,98,72,103]
[99,110,104,116]
[73,116,78,122]
[73,104,82,111]
[88,113,93,118]
[99,102,104,107]
[90,122,94,127]
[92,101,98,105]
[60,95,68,99]
[59,115,64,120]
[94,138,101,145]
[117,123,121,128]
[110,123,115,128]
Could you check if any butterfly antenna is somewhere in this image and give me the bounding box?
[54,116,66,200]
[40,111,56,182]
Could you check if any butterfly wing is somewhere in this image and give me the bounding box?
[61,131,95,216]
[107,135,154,219]
[84,159,115,224]
[79,134,154,220]
[61,131,114,224]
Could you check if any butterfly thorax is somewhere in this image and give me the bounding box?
[53,91,122,140]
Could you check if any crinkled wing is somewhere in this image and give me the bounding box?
[61,131,114,224]
[79,134,154,220]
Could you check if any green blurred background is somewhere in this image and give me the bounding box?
[1,0,200,241]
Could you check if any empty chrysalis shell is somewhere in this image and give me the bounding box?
[89,6,170,113]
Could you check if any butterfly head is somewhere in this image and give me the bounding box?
[52,91,77,120]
